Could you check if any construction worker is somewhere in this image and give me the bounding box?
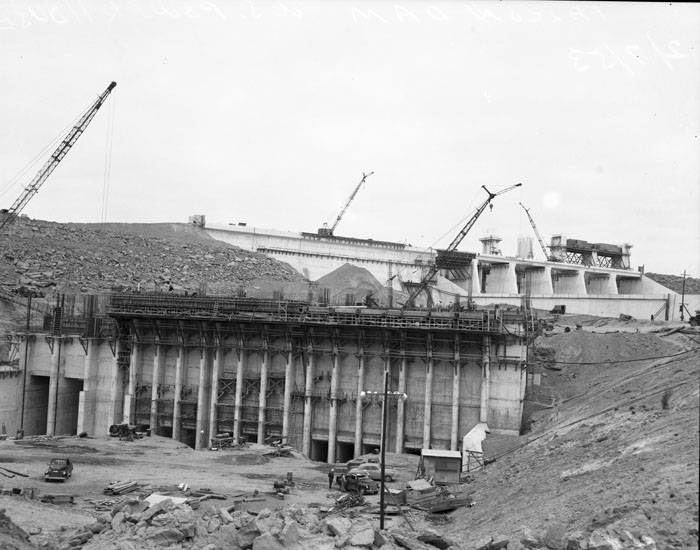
[328,467,335,489]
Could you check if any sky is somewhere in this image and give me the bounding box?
[1,0,699,276]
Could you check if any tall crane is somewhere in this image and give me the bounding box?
[0,81,117,234]
[402,183,522,309]
[318,171,374,237]
[518,202,550,261]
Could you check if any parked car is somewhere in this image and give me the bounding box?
[339,472,379,494]
[348,462,395,482]
[44,458,73,482]
[345,456,379,470]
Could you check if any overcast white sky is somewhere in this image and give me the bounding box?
[1,1,698,275]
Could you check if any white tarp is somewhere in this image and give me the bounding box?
[462,422,490,454]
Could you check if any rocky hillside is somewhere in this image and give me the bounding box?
[449,326,699,549]
[646,272,700,294]
[0,217,304,296]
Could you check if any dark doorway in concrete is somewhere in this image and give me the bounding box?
[336,441,354,463]
[181,428,196,449]
[405,446,421,456]
[25,375,49,435]
[311,439,328,462]
[56,378,83,435]
[362,443,380,455]
[157,426,172,438]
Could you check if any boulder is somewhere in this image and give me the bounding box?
[349,521,375,547]
[238,520,263,549]
[565,531,587,550]
[587,530,621,550]
[280,521,300,546]
[146,527,185,547]
[252,532,284,550]
[543,522,568,549]
[325,516,352,537]
[111,512,125,531]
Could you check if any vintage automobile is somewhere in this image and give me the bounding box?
[348,462,395,482]
[338,472,379,495]
[44,458,73,482]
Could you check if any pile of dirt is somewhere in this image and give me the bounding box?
[0,508,33,550]
[0,216,303,296]
[646,272,700,294]
[315,263,404,306]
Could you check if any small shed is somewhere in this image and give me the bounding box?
[418,449,463,484]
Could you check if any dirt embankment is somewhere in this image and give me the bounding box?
[447,329,699,550]
[0,217,304,296]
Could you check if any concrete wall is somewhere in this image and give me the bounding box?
[0,372,22,435]
[17,321,528,462]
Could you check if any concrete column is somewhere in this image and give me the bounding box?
[395,353,406,453]
[150,344,162,434]
[208,347,222,443]
[46,339,60,436]
[257,339,269,445]
[77,339,96,435]
[470,260,481,294]
[107,339,122,426]
[450,335,461,451]
[123,341,138,425]
[327,336,340,464]
[354,336,365,458]
[195,349,209,450]
[302,342,314,457]
[530,266,554,294]
[172,347,184,441]
[281,337,294,440]
[233,341,245,442]
[422,335,433,450]
[480,336,491,423]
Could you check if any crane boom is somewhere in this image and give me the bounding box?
[518,202,549,260]
[323,171,373,236]
[403,182,522,308]
[0,81,117,234]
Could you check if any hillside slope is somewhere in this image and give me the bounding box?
[446,328,699,550]
[0,217,303,296]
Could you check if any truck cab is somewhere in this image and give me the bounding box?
[44,458,73,482]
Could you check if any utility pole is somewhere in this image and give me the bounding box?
[680,270,686,321]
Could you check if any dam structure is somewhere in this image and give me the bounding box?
[10,293,531,462]
[198,217,680,320]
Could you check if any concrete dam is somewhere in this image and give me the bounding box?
[9,293,531,462]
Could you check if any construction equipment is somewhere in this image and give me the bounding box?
[0,81,117,235]
[317,171,374,236]
[402,183,522,309]
[518,202,552,261]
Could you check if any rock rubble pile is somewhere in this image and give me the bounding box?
[39,496,457,550]
[0,217,303,295]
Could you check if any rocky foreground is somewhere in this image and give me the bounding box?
[37,497,453,550]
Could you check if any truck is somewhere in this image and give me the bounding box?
[44,458,73,482]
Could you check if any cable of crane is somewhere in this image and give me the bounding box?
[101,92,116,223]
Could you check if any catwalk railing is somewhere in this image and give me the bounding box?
[106,292,533,335]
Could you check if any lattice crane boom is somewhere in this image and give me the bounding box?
[321,171,374,236]
[0,81,117,234]
[403,182,522,308]
[518,202,549,260]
